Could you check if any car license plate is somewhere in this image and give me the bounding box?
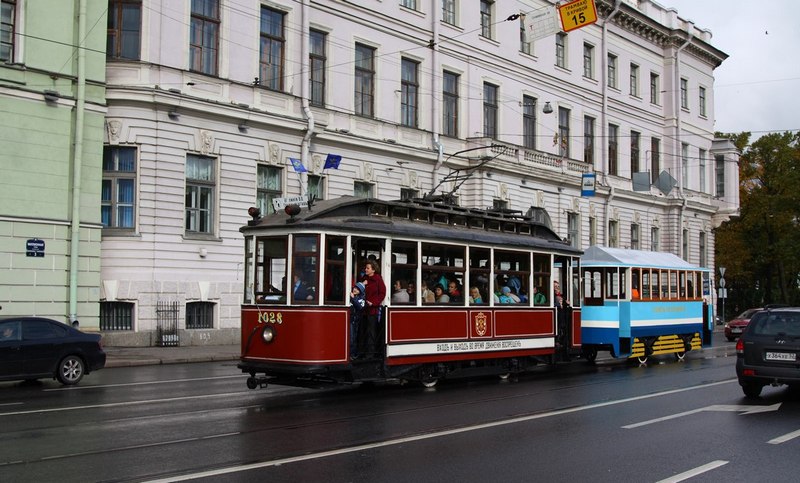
[731,328,742,334]
[765,352,797,361]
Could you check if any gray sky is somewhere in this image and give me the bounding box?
[661,0,800,138]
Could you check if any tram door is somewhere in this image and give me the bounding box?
[352,237,386,285]
[554,256,574,353]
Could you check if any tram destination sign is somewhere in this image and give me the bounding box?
[272,195,309,211]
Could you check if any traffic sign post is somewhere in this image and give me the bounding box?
[558,0,598,32]
[719,267,726,325]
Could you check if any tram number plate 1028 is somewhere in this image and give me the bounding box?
[765,351,796,361]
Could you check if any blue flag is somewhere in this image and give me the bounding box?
[324,153,342,170]
[289,157,307,173]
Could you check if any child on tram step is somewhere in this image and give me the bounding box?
[359,260,386,359]
[349,282,366,360]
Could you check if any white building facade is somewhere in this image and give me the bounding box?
[101,0,738,345]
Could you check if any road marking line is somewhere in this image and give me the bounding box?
[141,379,736,483]
[0,402,24,407]
[768,428,800,444]
[656,460,728,483]
[44,375,244,391]
[623,402,782,429]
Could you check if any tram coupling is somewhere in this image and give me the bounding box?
[246,375,270,390]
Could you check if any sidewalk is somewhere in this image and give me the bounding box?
[104,344,240,368]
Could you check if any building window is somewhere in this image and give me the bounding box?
[583,43,594,78]
[492,199,508,211]
[651,226,660,251]
[308,175,325,201]
[480,1,493,39]
[519,17,531,54]
[699,232,707,267]
[102,146,137,230]
[354,181,374,198]
[682,229,689,261]
[608,124,618,176]
[715,154,725,197]
[442,0,456,25]
[555,33,567,68]
[558,107,570,158]
[651,137,660,184]
[630,131,640,174]
[259,7,285,91]
[680,78,688,109]
[401,58,419,128]
[630,63,639,97]
[100,301,134,331]
[186,301,214,329]
[443,71,459,137]
[681,142,689,188]
[699,86,707,117]
[523,95,536,149]
[589,217,596,246]
[567,212,579,249]
[608,220,618,248]
[483,83,498,138]
[309,30,326,107]
[631,223,640,250]
[1,0,16,62]
[107,0,141,60]
[355,43,376,117]
[189,0,219,76]
[401,0,417,10]
[699,149,707,192]
[607,54,617,89]
[257,165,282,215]
[401,188,419,201]
[650,72,659,105]
[185,154,215,235]
[583,116,594,165]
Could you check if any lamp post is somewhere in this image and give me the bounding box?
[719,266,726,325]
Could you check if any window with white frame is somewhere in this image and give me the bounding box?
[699,149,707,192]
[185,154,215,235]
[107,0,141,60]
[715,154,725,197]
[102,146,137,230]
[681,143,689,188]
[608,220,618,248]
[523,95,536,149]
[558,106,570,157]
[483,83,498,138]
[260,7,285,91]
[480,1,493,39]
[699,86,707,117]
[631,223,640,250]
[584,116,594,165]
[651,226,660,251]
[555,33,567,68]
[1,0,16,62]
[401,0,417,10]
[519,17,531,54]
[650,72,659,104]
[354,181,374,198]
[651,137,660,184]
[443,71,459,137]
[308,174,325,201]
[186,301,214,329]
[608,123,618,175]
[354,43,376,117]
[400,188,418,201]
[630,63,639,97]
[607,54,617,89]
[189,0,219,75]
[442,0,456,25]
[257,165,282,215]
[401,58,419,128]
[630,131,640,174]
[680,78,688,109]
[309,29,326,107]
[567,212,580,248]
[583,43,594,78]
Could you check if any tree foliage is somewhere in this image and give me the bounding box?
[715,131,800,315]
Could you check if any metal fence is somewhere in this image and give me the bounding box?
[155,300,180,347]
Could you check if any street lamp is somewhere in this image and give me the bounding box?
[719,266,726,325]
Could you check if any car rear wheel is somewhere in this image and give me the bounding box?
[741,382,763,399]
[57,355,85,385]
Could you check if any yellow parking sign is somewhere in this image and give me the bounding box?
[558,0,598,32]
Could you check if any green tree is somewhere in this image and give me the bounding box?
[715,131,800,314]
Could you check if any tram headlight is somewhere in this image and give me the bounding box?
[261,325,276,343]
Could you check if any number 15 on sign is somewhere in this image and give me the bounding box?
[558,0,598,32]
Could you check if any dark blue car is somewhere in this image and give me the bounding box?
[0,316,106,385]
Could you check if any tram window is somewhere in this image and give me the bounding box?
[659,270,669,299]
[412,210,429,222]
[255,236,288,304]
[391,207,410,219]
[503,222,516,233]
[432,213,448,225]
[650,270,659,300]
[324,236,347,305]
[391,240,418,305]
[469,218,484,229]
[495,250,531,305]
[687,272,696,299]
[669,271,678,299]
[469,247,491,305]
[292,235,319,304]
[605,269,626,299]
[679,271,687,299]
[370,204,388,217]
[631,268,641,299]
[641,270,651,299]
[519,225,530,235]
[533,254,551,305]
[451,215,467,227]
[486,220,501,231]
[422,243,465,304]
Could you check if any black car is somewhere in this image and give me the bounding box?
[735,307,800,398]
[0,316,106,385]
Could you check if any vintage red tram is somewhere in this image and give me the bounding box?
[238,196,582,389]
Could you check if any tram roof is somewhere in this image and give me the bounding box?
[242,196,581,255]
[581,246,709,271]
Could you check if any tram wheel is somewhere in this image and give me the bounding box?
[498,373,511,380]
[674,351,687,362]
[419,365,438,388]
[583,348,598,363]
[421,377,438,388]
[636,355,649,364]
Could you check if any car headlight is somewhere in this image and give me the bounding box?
[261,325,276,343]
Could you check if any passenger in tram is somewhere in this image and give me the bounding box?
[292,274,314,301]
[391,279,410,303]
[359,260,386,359]
[498,286,516,304]
[469,286,483,304]
[631,280,640,300]
[349,282,366,360]
[434,284,450,303]
[420,280,435,303]
[532,287,547,305]
[406,281,417,302]
[447,281,463,303]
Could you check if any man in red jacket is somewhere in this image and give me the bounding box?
[359,260,386,359]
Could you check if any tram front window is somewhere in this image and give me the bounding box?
[255,236,288,304]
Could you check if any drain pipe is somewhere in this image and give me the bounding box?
[431,0,444,187]
[675,26,693,257]
[300,0,314,191]
[68,0,88,327]
[601,0,621,246]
